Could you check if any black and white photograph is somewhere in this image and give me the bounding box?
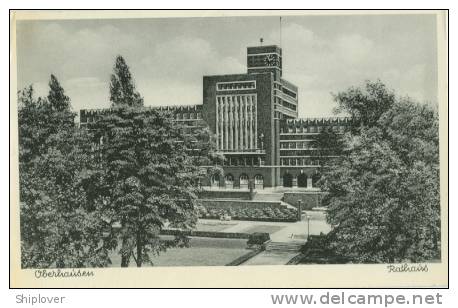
[9,10,448,288]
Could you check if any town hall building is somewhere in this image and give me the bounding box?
[80,44,349,190]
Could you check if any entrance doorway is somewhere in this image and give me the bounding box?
[283,173,293,187]
[297,173,307,188]
[211,174,220,188]
[225,174,234,189]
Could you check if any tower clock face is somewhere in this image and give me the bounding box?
[264,54,277,66]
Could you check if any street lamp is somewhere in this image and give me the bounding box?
[306,214,312,240]
[297,200,302,221]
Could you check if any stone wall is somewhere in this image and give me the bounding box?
[283,191,324,210]
[198,190,253,200]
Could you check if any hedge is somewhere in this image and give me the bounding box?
[201,199,284,209]
[283,192,324,210]
[247,232,270,245]
[160,229,250,239]
[199,190,253,200]
[201,215,297,223]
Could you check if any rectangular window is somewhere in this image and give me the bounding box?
[282,87,297,99]
[216,81,256,91]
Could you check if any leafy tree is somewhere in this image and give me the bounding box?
[19,129,114,268]
[109,56,144,108]
[333,80,395,133]
[321,81,440,263]
[47,74,71,112]
[18,78,74,163]
[18,85,113,268]
[312,128,346,167]
[89,107,219,267]
[18,86,48,163]
[181,125,224,184]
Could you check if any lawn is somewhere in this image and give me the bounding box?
[195,221,235,232]
[242,225,284,234]
[109,237,250,267]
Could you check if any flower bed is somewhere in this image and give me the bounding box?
[161,229,250,239]
[197,205,298,222]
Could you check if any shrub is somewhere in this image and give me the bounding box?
[299,232,350,264]
[198,204,298,222]
[161,229,250,239]
[247,232,270,246]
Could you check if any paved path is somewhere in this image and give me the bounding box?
[198,210,330,243]
[194,211,331,265]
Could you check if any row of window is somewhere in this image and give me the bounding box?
[179,127,199,135]
[274,111,296,120]
[216,95,257,107]
[280,141,315,149]
[177,120,201,127]
[281,101,297,111]
[175,112,202,120]
[274,89,297,101]
[282,87,297,99]
[280,135,316,141]
[282,173,320,188]
[281,158,321,166]
[281,125,345,134]
[216,81,256,91]
[217,119,256,129]
[220,156,266,167]
[217,106,255,113]
[280,150,336,157]
[211,173,264,186]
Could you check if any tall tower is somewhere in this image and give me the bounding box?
[247,44,282,81]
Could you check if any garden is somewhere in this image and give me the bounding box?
[197,204,298,222]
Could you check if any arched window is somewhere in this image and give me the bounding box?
[297,173,307,188]
[254,174,264,189]
[239,174,249,189]
[225,174,234,189]
[211,174,220,188]
[283,173,293,188]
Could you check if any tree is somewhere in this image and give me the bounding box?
[312,128,346,167]
[333,80,395,133]
[18,85,113,268]
[320,81,440,263]
[90,107,219,267]
[19,129,114,268]
[109,56,144,108]
[47,74,71,112]
[18,77,74,164]
[18,86,48,163]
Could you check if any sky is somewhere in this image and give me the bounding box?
[16,14,438,119]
